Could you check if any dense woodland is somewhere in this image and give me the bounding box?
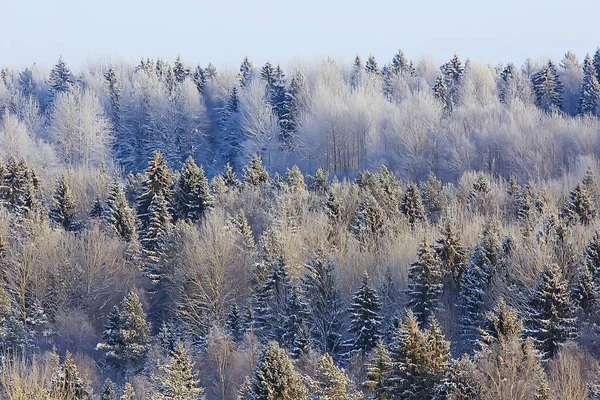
[0,48,600,398]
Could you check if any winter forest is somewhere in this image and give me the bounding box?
[1,47,600,399]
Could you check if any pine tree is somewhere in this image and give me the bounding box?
[246,341,308,400]
[434,221,468,291]
[529,264,577,360]
[400,183,426,227]
[100,378,116,400]
[156,340,205,399]
[364,340,392,399]
[578,54,600,115]
[239,56,254,87]
[532,61,564,112]
[408,241,443,325]
[142,191,172,281]
[49,174,76,231]
[302,251,345,361]
[347,271,382,355]
[314,353,363,400]
[97,291,151,373]
[48,56,74,100]
[560,182,596,225]
[49,351,90,400]
[174,157,213,223]
[225,303,245,343]
[352,194,385,250]
[243,155,269,189]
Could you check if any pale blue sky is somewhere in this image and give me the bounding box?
[2,0,600,69]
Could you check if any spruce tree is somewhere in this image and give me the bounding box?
[532,61,564,112]
[420,172,446,223]
[281,286,311,358]
[156,340,205,399]
[594,48,600,81]
[479,298,523,346]
[408,241,443,325]
[302,251,345,361]
[285,165,305,193]
[104,65,121,129]
[351,55,363,88]
[528,264,577,360]
[578,53,600,116]
[192,65,206,93]
[100,378,116,400]
[347,271,383,355]
[314,353,363,400]
[280,71,308,150]
[174,157,213,223]
[239,56,254,87]
[352,194,385,250]
[364,340,392,399]
[142,191,172,281]
[49,351,90,400]
[105,178,138,242]
[365,55,380,75]
[584,230,600,277]
[246,341,308,400]
[48,56,74,100]
[560,182,596,225]
[400,183,426,227]
[499,62,515,104]
[433,75,448,108]
[49,174,76,231]
[121,382,136,400]
[97,291,151,374]
[173,55,190,83]
[434,221,468,291]
[582,167,600,207]
[243,155,269,189]
[137,151,173,231]
[572,267,598,319]
[225,303,245,343]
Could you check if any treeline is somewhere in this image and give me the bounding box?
[0,146,598,398]
[1,49,600,183]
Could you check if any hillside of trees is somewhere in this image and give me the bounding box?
[0,49,599,398]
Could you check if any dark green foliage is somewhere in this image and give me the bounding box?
[578,54,600,116]
[420,172,446,223]
[528,264,577,360]
[137,151,173,231]
[174,157,213,223]
[347,271,382,355]
[400,183,425,227]
[49,174,76,230]
[225,303,245,343]
[408,241,443,325]
[434,221,468,291]
[532,61,564,112]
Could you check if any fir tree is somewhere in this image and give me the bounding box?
[420,172,446,223]
[347,271,383,355]
[104,65,121,129]
[434,221,468,291]
[560,182,596,225]
[352,194,385,250]
[90,196,103,218]
[192,65,206,93]
[435,355,481,400]
[243,155,269,189]
[408,241,443,325]
[49,174,76,231]
[280,71,308,150]
[364,340,392,399]
[532,61,564,112]
[389,49,411,77]
[49,351,90,400]
[281,286,311,358]
[433,75,448,108]
[578,54,600,116]
[285,165,305,193]
[137,151,173,231]
[439,53,465,110]
[572,267,598,319]
[594,48,600,81]
[351,55,363,88]
[308,168,330,195]
[239,56,254,87]
[400,183,426,227]
[246,341,308,400]
[105,178,138,242]
[156,340,205,399]
[48,56,74,100]
[97,291,151,373]
[205,63,217,80]
[582,167,600,207]
[302,251,345,361]
[314,353,363,400]
[260,62,276,86]
[142,191,172,281]
[365,55,380,75]
[174,157,213,223]
[173,55,190,83]
[529,264,577,360]
[479,298,523,346]
[225,303,245,343]
[100,378,116,400]
[499,62,515,104]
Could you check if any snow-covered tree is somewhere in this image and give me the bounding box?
[104,176,138,242]
[225,303,245,343]
[578,53,600,116]
[434,221,468,291]
[49,351,90,400]
[174,157,213,223]
[364,340,392,399]
[401,183,426,227]
[48,56,74,101]
[156,340,205,399]
[532,61,564,112]
[528,264,577,360]
[137,151,173,230]
[281,286,311,358]
[560,182,596,225]
[352,194,385,250]
[347,271,382,355]
[243,154,269,189]
[49,174,76,231]
[142,191,172,281]
[314,353,363,400]
[408,241,443,325]
[239,56,254,88]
